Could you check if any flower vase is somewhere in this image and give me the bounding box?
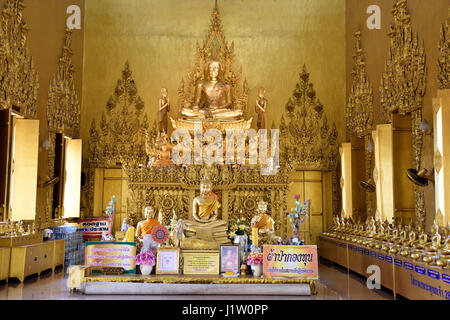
[234,234,248,264]
[140,264,153,275]
[251,264,262,277]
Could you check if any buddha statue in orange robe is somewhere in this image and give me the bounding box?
[251,200,281,245]
[135,206,160,242]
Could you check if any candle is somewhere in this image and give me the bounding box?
[252,227,259,247]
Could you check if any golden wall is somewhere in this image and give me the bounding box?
[345,0,449,230]
[2,0,85,225]
[80,0,347,159]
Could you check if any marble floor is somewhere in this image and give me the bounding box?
[0,262,393,300]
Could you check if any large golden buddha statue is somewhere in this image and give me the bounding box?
[182,174,229,249]
[181,60,243,121]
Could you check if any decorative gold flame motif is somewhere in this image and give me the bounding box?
[47,29,80,135]
[379,0,427,228]
[280,65,339,171]
[346,30,374,218]
[438,9,450,89]
[0,0,39,116]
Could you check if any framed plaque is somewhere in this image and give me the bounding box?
[156,247,180,275]
[182,250,219,275]
[219,244,240,274]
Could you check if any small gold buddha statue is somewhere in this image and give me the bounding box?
[436,224,450,268]
[182,174,229,249]
[151,132,175,168]
[135,206,161,243]
[423,221,443,264]
[180,60,243,120]
[251,200,281,245]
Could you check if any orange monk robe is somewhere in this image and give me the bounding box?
[138,218,160,238]
[254,214,274,230]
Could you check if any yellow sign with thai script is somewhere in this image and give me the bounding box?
[85,242,136,274]
[263,245,318,279]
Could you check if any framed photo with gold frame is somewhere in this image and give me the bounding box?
[219,244,239,274]
[156,247,180,275]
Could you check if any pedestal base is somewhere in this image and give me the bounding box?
[78,275,316,296]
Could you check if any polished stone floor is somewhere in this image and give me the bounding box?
[0,262,393,300]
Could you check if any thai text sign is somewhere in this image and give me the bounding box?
[263,245,318,279]
[79,217,110,239]
[85,242,136,274]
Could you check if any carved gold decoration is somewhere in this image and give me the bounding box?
[279,65,340,216]
[347,30,373,139]
[0,0,39,117]
[45,28,81,226]
[380,0,427,122]
[438,9,450,89]
[280,65,339,171]
[47,29,80,135]
[87,62,149,210]
[177,2,249,117]
[347,30,375,218]
[379,0,427,227]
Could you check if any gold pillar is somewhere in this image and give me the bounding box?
[433,90,450,227]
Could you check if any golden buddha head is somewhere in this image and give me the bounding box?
[257,200,268,214]
[200,173,212,195]
[144,206,154,219]
[161,87,168,97]
[207,60,222,80]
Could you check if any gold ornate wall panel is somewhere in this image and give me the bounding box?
[45,28,81,225]
[439,9,450,90]
[123,164,291,238]
[379,0,427,227]
[47,29,81,136]
[177,2,249,117]
[279,65,340,218]
[87,62,149,212]
[0,0,38,117]
[346,30,375,219]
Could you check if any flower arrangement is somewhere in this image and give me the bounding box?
[246,252,263,265]
[228,218,250,240]
[136,251,157,266]
[286,195,310,244]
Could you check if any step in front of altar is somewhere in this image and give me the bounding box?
[79,275,315,296]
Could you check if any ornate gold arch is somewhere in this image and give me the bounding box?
[87,62,149,211]
[346,30,374,218]
[438,9,450,90]
[279,64,340,216]
[45,28,81,226]
[177,2,249,115]
[379,0,427,227]
[0,0,39,117]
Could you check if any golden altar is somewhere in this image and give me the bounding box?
[84,2,341,245]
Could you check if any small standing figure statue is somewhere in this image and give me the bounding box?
[158,87,170,133]
[255,87,267,130]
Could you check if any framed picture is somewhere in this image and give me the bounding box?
[156,248,180,275]
[219,244,240,274]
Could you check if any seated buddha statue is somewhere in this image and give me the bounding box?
[182,174,229,249]
[180,60,243,121]
[135,206,161,243]
[251,200,281,245]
